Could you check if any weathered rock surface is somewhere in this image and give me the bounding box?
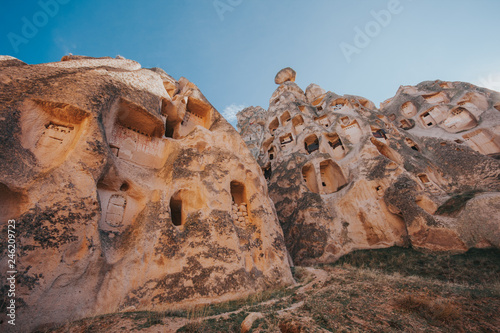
[237,70,500,265]
[0,56,293,331]
[274,67,296,85]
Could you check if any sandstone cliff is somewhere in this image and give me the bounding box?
[0,55,293,331]
[237,68,500,265]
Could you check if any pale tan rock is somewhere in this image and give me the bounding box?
[241,312,264,333]
[305,83,326,104]
[0,55,26,67]
[238,72,500,265]
[455,192,500,248]
[274,67,296,85]
[380,80,500,154]
[0,55,293,332]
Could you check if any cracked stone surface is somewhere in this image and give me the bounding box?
[237,69,500,265]
[0,55,293,332]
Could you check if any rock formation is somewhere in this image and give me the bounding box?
[237,70,500,265]
[0,55,293,331]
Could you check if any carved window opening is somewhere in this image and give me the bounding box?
[0,183,23,222]
[342,120,362,144]
[182,110,201,127]
[170,193,184,226]
[110,99,167,168]
[231,181,250,224]
[109,124,166,168]
[116,98,164,137]
[109,144,119,156]
[262,164,272,180]
[340,116,350,126]
[105,194,126,227]
[371,126,387,139]
[269,117,279,134]
[165,118,175,138]
[268,145,275,160]
[280,111,291,126]
[457,92,489,111]
[399,119,414,130]
[405,138,420,151]
[326,133,343,149]
[401,101,417,118]
[463,129,500,156]
[420,111,436,127]
[332,102,345,111]
[320,160,347,194]
[36,123,74,150]
[120,182,130,191]
[280,133,294,146]
[262,137,274,153]
[180,98,212,131]
[29,100,90,168]
[230,181,246,206]
[304,134,319,154]
[325,133,346,160]
[418,174,430,184]
[292,114,304,134]
[302,164,319,193]
[442,107,477,133]
[425,105,449,125]
[314,115,330,128]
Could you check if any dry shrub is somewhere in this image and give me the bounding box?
[397,294,461,323]
[279,318,309,333]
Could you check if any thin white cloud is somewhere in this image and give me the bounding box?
[221,103,246,122]
[475,73,500,92]
[54,35,77,55]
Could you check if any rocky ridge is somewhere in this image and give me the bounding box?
[237,69,500,265]
[0,56,293,332]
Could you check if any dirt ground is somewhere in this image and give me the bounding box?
[40,248,500,333]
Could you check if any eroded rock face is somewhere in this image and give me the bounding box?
[0,56,293,331]
[274,67,296,85]
[237,70,500,265]
[379,80,500,249]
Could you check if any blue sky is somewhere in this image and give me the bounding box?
[1,0,500,127]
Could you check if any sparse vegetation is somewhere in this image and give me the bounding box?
[177,312,248,333]
[329,246,500,284]
[42,247,500,332]
[130,311,166,330]
[396,294,461,324]
[436,190,482,216]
